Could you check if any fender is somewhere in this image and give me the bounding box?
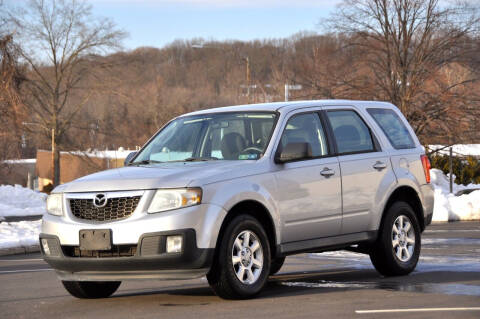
[372,177,425,231]
[201,176,281,247]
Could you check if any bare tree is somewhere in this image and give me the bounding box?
[326,0,480,141]
[6,0,126,185]
[0,1,25,162]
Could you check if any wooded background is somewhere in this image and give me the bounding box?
[1,0,479,185]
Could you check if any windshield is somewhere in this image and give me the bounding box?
[132,112,277,163]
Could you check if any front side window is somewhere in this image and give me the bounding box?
[367,108,415,149]
[279,113,329,157]
[327,110,375,154]
[132,112,277,163]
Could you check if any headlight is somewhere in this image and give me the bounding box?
[46,193,63,216]
[147,188,202,214]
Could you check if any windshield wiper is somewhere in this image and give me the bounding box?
[183,157,219,162]
[129,159,163,166]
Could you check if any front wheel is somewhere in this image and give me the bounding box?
[62,281,121,299]
[370,201,421,276]
[207,215,271,299]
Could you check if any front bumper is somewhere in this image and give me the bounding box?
[41,199,227,280]
[41,202,227,249]
[40,229,214,281]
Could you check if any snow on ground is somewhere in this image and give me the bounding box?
[2,158,36,164]
[428,144,480,156]
[68,147,134,159]
[0,185,45,249]
[0,185,46,219]
[0,220,41,249]
[430,169,480,222]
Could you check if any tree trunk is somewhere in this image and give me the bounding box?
[53,145,60,186]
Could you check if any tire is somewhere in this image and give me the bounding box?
[207,214,271,299]
[269,256,285,275]
[369,201,421,276]
[62,281,121,299]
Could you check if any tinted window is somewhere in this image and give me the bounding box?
[367,108,415,149]
[327,110,374,154]
[279,113,329,157]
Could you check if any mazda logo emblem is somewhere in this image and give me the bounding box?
[93,194,108,208]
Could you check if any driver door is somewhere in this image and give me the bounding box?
[274,111,342,243]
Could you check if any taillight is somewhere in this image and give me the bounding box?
[421,155,431,184]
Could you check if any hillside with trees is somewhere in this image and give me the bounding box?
[1,0,479,185]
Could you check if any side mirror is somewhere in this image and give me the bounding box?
[124,152,137,166]
[275,142,312,164]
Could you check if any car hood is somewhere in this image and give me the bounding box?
[54,160,265,193]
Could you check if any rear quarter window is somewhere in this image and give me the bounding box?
[367,108,415,150]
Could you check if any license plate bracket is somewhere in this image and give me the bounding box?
[79,229,112,250]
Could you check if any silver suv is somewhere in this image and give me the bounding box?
[40,100,434,299]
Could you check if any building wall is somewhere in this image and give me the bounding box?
[0,162,36,187]
[36,150,125,191]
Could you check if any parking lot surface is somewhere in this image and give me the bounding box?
[1,222,479,318]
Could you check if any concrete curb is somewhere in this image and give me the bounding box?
[0,245,40,256]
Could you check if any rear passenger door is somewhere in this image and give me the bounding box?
[323,106,393,234]
[274,111,342,243]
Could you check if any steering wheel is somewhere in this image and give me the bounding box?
[241,146,263,154]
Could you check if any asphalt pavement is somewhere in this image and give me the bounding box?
[1,222,479,319]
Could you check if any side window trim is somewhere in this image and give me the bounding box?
[319,110,338,155]
[274,110,334,162]
[323,108,382,156]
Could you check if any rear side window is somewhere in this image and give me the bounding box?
[367,108,415,149]
[327,110,375,154]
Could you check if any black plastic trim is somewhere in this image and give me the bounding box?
[40,229,214,272]
[277,231,378,256]
[425,212,433,227]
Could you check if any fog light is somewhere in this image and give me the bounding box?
[41,238,51,256]
[166,235,182,253]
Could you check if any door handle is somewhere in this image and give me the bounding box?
[320,167,335,177]
[373,161,387,171]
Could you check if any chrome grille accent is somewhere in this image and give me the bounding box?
[69,196,141,221]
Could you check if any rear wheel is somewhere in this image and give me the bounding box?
[207,215,271,299]
[269,256,285,275]
[370,201,421,276]
[62,281,121,299]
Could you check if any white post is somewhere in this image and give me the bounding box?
[449,147,453,194]
[285,83,289,101]
[27,171,33,190]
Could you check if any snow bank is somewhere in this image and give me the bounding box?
[0,220,41,249]
[430,169,480,222]
[428,144,480,156]
[0,185,47,219]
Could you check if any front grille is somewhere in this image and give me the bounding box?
[69,196,141,221]
[62,245,137,258]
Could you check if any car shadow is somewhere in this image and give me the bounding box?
[111,267,480,300]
